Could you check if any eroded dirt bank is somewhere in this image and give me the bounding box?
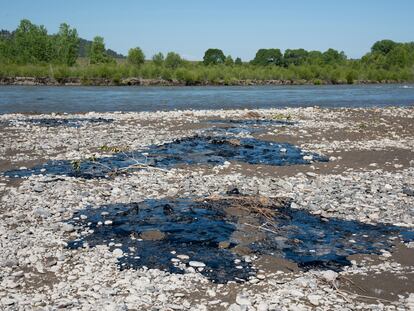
[0,107,413,310]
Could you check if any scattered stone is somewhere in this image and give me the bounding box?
[236,292,251,306]
[1,107,414,311]
[189,261,206,268]
[256,302,269,311]
[34,208,51,218]
[140,230,165,241]
[308,294,321,306]
[256,274,266,280]
[403,186,414,196]
[320,270,338,282]
[33,185,44,192]
[61,223,75,232]
[112,248,123,257]
[1,297,15,306]
[218,241,231,249]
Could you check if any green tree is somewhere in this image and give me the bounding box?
[284,48,308,66]
[385,45,409,68]
[234,57,242,65]
[203,48,226,65]
[164,52,182,69]
[0,37,11,62]
[54,23,79,66]
[13,19,54,63]
[322,48,347,64]
[252,49,283,66]
[225,55,234,66]
[345,70,357,84]
[371,40,397,55]
[89,36,113,64]
[127,47,145,66]
[152,52,164,66]
[306,51,323,65]
[361,51,386,67]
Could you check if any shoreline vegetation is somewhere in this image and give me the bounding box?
[1,20,414,86]
[0,76,410,87]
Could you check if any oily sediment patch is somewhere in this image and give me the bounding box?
[67,198,254,283]
[3,136,327,179]
[66,195,413,283]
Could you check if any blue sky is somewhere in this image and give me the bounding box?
[1,0,413,60]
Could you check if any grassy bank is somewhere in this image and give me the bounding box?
[1,62,413,86]
[2,20,413,86]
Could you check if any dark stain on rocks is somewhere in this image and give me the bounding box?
[3,135,327,179]
[4,117,114,128]
[65,195,413,283]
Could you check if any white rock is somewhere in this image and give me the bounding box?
[249,278,260,284]
[256,302,269,311]
[308,294,321,306]
[112,248,123,257]
[320,270,338,282]
[206,288,216,297]
[228,303,242,311]
[236,292,251,306]
[1,297,15,305]
[290,289,304,298]
[61,223,75,232]
[406,293,414,309]
[189,261,205,268]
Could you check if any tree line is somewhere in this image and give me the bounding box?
[1,19,414,84]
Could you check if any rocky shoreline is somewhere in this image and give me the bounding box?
[0,76,406,86]
[0,107,413,310]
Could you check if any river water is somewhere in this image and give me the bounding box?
[0,84,413,114]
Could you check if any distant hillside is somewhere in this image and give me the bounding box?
[0,29,125,59]
[78,38,125,59]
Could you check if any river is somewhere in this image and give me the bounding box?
[0,84,413,114]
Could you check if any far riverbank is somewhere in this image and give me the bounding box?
[0,76,411,87]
